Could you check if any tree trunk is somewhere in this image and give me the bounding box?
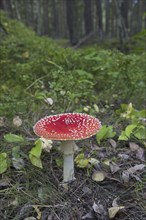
[137,0,143,32]
[105,0,110,37]
[114,0,128,44]
[25,0,34,27]
[42,0,49,35]
[57,0,67,38]
[121,0,129,30]
[0,0,4,10]
[66,0,79,45]
[95,0,103,39]
[84,0,93,35]
[51,0,59,38]
[2,0,14,18]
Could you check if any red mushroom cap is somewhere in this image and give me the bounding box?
[33,113,101,140]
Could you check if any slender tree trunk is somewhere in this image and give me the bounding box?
[14,0,21,20]
[66,0,79,45]
[137,0,143,32]
[111,0,115,38]
[143,0,146,29]
[57,0,67,38]
[114,0,128,44]
[95,0,103,39]
[42,0,49,35]
[84,0,93,35]
[51,0,59,38]
[105,0,110,37]
[0,0,4,10]
[25,0,34,27]
[2,0,14,18]
[121,0,129,29]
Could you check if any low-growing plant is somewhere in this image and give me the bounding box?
[0,12,145,119]
[116,103,146,142]
[96,125,116,144]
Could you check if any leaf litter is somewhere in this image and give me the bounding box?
[0,125,146,220]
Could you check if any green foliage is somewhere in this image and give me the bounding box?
[0,12,145,118]
[96,125,116,144]
[4,133,25,143]
[117,103,146,141]
[81,49,146,103]
[130,29,146,54]
[119,124,145,141]
[116,103,146,121]
[55,158,63,168]
[75,153,90,168]
[0,153,8,174]
[12,146,21,159]
[29,139,43,168]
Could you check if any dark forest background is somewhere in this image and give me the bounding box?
[0,0,146,45]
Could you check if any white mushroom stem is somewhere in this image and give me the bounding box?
[60,140,78,183]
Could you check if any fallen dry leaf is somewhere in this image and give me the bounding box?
[122,164,145,183]
[110,162,120,173]
[47,215,53,220]
[108,206,125,219]
[129,142,145,161]
[109,139,117,149]
[0,178,10,188]
[118,153,129,160]
[127,164,145,174]
[103,159,110,166]
[82,212,94,219]
[112,197,119,207]
[24,217,36,220]
[82,186,92,195]
[89,158,100,165]
[92,201,106,215]
[122,171,130,183]
[92,171,106,182]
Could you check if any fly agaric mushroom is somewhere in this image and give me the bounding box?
[33,113,101,183]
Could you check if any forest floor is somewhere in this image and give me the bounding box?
[0,119,146,220]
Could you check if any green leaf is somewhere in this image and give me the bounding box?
[4,134,25,143]
[29,154,43,168]
[96,125,116,144]
[118,131,128,141]
[133,125,146,140]
[119,124,144,140]
[29,139,42,158]
[29,139,43,168]
[75,153,89,168]
[0,153,8,174]
[125,124,137,137]
[12,146,20,159]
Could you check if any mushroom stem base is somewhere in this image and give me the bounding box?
[63,154,75,183]
[60,140,76,183]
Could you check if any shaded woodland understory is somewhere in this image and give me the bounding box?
[0,0,146,46]
[0,11,146,220]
